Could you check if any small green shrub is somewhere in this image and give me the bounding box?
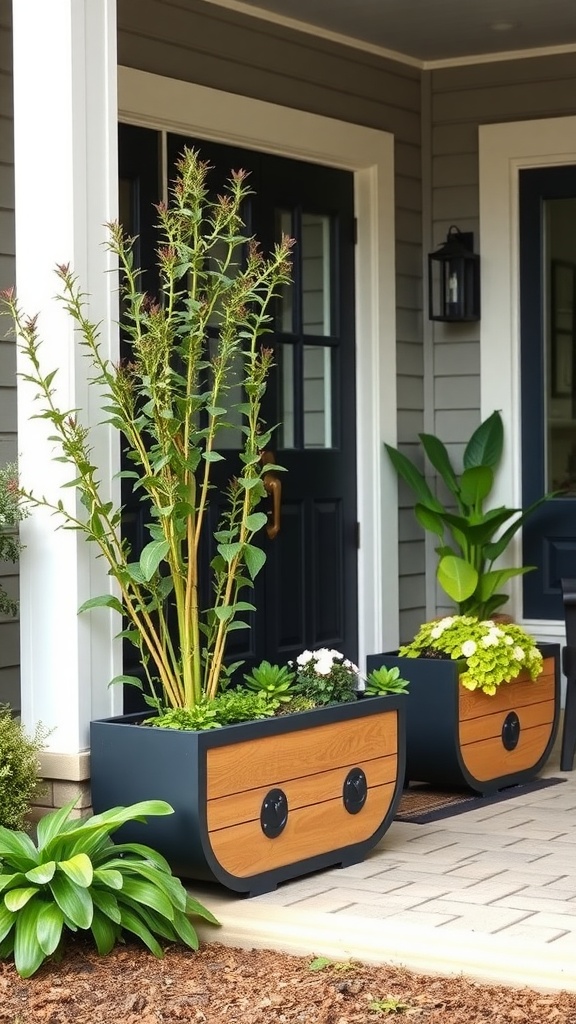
[0,462,27,618]
[0,707,46,830]
[150,690,278,730]
[0,799,219,977]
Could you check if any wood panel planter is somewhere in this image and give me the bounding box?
[366,644,559,796]
[90,695,406,896]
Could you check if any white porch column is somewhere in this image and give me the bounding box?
[13,0,121,758]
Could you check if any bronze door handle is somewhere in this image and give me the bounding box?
[261,450,282,540]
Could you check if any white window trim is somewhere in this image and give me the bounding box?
[479,115,576,642]
[118,67,399,664]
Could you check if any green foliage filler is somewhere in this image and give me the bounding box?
[0,799,218,978]
[0,707,46,830]
[365,665,410,696]
[399,615,543,695]
[0,462,26,618]
[1,149,293,715]
[385,411,552,618]
[151,690,278,731]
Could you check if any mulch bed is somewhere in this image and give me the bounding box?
[1,938,576,1023]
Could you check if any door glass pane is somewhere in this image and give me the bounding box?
[545,199,576,493]
[279,343,295,449]
[303,344,333,449]
[302,213,332,336]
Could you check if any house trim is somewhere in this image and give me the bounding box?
[200,0,576,71]
[478,115,576,641]
[118,66,399,664]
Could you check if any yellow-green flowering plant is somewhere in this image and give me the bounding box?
[398,615,543,695]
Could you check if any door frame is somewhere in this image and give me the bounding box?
[479,115,576,642]
[118,66,399,667]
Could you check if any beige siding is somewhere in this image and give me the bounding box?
[118,0,425,639]
[0,4,17,708]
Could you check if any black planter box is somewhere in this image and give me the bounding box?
[90,694,406,896]
[366,644,559,796]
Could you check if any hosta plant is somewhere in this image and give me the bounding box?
[0,799,218,978]
[399,615,543,695]
[1,148,293,717]
[385,411,553,618]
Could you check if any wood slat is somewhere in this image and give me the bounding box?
[208,782,396,877]
[459,724,553,783]
[206,710,398,800]
[459,699,555,746]
[207,753,397,831]
[459,658,555,722]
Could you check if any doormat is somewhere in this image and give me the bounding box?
[395,776,567,825]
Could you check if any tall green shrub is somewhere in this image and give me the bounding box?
[0,706,46,830]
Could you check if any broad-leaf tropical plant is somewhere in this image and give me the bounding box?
[0,799,218,978]
[385,411,553,618]
[1,148,293,714]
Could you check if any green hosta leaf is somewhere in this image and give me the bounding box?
[36,800,76,851]
[463,410,503,470]
[90,907,118,955]
[36,902,64,956]
[4,887,39,912]
[78,594,125,616]
[0,873,26,894]
[91,888,121,924]
[97,843,171,873]
[437,554,478,603]
[102,860,186,911]
[243,543,266,580]
[0,902,16,942]
[118,905,163,957]
[119,878,174,920]
[47,801,174,853]
[92,868,123,890]
[50,872,93,929]
[171,907,200,949]
[185,895,220,925]
[25,862,56,885]
[59,853,93,888]
[14,898,45,978]
[419,433,459,497]
[459,465,494,508]
[139,540,170,581]
[0,827,39,870]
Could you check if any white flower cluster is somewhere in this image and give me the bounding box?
[296,648,359,677]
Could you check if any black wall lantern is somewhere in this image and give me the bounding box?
[428,226,480,322]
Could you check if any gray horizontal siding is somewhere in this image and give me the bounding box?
[0,9,16,706]
[117,0,425,637]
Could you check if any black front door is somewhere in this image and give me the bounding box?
[520,165,576,619]
[118,124,358,698]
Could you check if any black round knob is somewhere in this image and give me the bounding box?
[343,768,368,814]
[502,711,521,751]
[260,788,288,838]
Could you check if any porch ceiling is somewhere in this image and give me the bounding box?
[203,0,576,63]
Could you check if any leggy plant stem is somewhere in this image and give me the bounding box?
[2,148,293,710]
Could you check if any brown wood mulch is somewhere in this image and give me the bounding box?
[1,938,576,1024]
